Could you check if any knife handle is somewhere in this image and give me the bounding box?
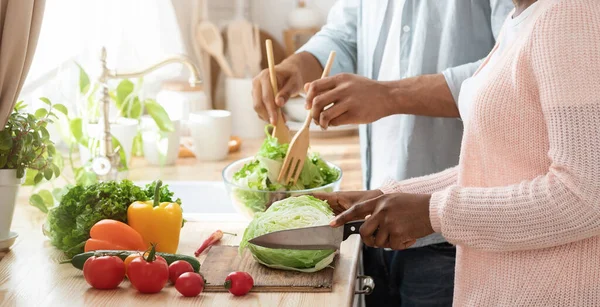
[343,220,365,240]
[343,220,380,241]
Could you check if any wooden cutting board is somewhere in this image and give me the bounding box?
[200,246,336,292]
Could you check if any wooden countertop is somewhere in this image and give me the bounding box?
[0,136,363,307]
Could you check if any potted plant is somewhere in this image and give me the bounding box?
[0,99,61,241]
[23,63,177,213]
[74,64,175,168]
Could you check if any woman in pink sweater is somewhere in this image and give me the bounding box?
[314,0,600,305]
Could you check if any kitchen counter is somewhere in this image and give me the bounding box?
[0,136,364,306]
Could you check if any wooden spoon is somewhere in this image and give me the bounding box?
[227,0,250,78]
[227,21,251,78]
[265,39,291,144]
[197,21,235,78]
[244,24,262,77]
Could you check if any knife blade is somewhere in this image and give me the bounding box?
[248,220,365,250]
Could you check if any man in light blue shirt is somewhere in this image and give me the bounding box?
[252,1,512,306]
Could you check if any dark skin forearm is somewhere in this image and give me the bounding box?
[382,74,460,118]
[304,74,460,129]
[305,72,461,129]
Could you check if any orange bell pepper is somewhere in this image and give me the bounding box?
[84,219,146,252]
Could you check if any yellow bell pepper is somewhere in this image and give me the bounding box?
[127,180,183,253]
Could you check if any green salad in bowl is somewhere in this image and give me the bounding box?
[222,127,341,218]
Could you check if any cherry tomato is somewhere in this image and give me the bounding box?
[127,246,169,294]
[169,260,194,284]
[175,272,205,297]
[224,271,254,296]
[83,255,125,290]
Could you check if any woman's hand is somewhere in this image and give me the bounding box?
[304,73,396,129]
[312,190,383,215]
[329,193,435,250]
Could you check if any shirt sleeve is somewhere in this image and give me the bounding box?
[429,2,600,252]
[442,0,514,104]
[379,166,458,195]
[296,0,358,75]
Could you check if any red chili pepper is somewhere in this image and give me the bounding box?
[194,230,236,257]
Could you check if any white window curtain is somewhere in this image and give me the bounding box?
[0,0,45,126]
[20,0,188,113]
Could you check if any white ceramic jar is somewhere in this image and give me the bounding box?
[225,77,267,139]
[288,0,321,29]
[156,80,209,136]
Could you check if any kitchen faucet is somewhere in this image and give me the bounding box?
[92,47,202,180]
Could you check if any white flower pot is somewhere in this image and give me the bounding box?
[79,118,139,166]
[0,169,20,240]
[141,117,181,166]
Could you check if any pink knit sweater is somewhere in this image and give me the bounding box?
[380,0,600,305]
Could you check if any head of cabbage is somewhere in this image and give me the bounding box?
[239,195,337,272]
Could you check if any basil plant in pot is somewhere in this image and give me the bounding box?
[0,100,61,241]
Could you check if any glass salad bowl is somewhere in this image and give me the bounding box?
[222,157,342,220]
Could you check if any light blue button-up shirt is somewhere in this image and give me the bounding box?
[298,0,513,247]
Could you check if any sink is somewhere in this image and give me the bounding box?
[134,181,247,222]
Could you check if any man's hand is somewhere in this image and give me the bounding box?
[312,190,383,215]
[304,74,396,129]
[252,52,323,125]
[252,65,303,124]
[304,73,460,129]
[329,192,435,250]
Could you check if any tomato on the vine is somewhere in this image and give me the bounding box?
[127,244,169,293]
[83,255,125,290]
[224,271,254,296]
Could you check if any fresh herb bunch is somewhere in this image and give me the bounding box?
[46,180,181,257]
[0,99,66,181]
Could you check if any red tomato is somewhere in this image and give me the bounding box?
[142,251,167,264]
[224,271,254,296]
[123,254,141,278]
[83,256,125,290]
[175,272,205,297]
[169,260,194,284]
[127,253,169,293]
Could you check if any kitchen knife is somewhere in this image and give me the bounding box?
[248,220,365,250]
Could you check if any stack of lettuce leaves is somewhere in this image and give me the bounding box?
[240,195,337,272]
